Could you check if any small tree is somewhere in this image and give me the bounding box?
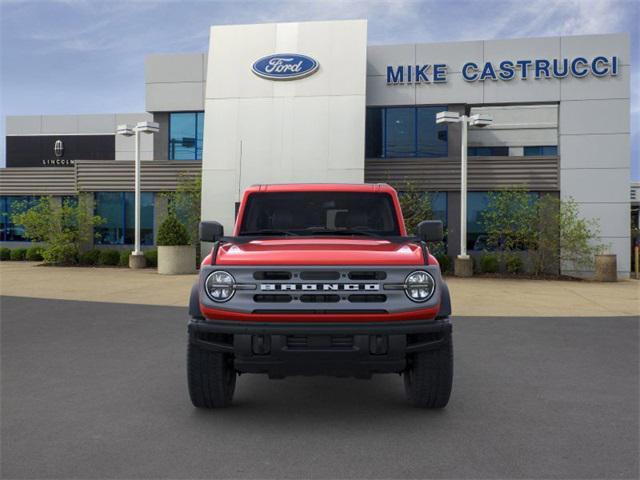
[531,195,605,274]
[163,173,201,244]
[157,213,190,246]
[480,188,537,252]
[398,181,446,256]
[11,197,103,265]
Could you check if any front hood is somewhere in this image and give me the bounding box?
[215,238,424,265]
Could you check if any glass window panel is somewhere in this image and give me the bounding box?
[169,113,197,160]
[95,192,124,245]
[124,192,154,245]
[467,192,490,252]
[385,108,415,157]
[523,146,542,156]
[430,192,448,227]
[196,112,205,160]
[9,196,38,242]
[541,145,558,156]
[417,107,448,157]
[365,108,383,158]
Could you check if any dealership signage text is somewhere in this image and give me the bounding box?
[386,55,620,84]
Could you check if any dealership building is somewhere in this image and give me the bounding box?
[0,20,632,277]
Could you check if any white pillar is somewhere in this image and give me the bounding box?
[134,129,141,255]
[459,116,469,259]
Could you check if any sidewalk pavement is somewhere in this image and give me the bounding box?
[0,262,638,317]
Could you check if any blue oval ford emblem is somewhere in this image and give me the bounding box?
[252,53,319,80]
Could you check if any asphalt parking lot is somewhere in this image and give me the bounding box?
[1,296,638,479]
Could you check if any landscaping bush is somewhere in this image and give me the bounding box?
[157,214,190,246]
[10,248,27,261]
[25,246,44,261]
[98,249,121,266]
[479,254,499,273]
[144,249,158,267]
[11,196,103,265]
[435,254,451,273]
[505,254,524,274]
[43,244,79,265]
[119,250,130,267]
[0,248,10,261]
[79,249,101,266]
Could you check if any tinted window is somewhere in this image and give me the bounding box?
[524,145,558,156]
[169,112,204,160]
[239,192,400,236]
[386,108,415,157]
[467,191,540,251]
[365,106,448,158]
[0,196,39,242]
[95,192,154,245]
[365,108,383,158]
[468,146,509,156]
[417,107,448,157]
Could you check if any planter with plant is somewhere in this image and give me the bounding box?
[157,214,195,274]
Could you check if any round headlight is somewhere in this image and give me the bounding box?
[205,271,236,302]
[404,270,436,302]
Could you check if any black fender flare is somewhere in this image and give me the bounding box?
[188,282,204,319]
[436,281,451,319]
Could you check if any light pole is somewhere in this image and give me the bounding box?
[436,111,492,276]
[116,121,159,268]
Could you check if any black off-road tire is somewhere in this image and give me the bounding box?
[404,335,453,408]
[187,342,236,408]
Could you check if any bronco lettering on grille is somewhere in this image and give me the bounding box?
[260,283,380,291]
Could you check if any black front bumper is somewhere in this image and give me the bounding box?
[188,317,451,378]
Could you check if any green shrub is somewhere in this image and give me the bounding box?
[79,249,101,266]
[144,249,158,267]
[479,254,499,273]
[119,250,130,267]
[157,214,190,246]
[0,248,10,261]
[435,254,451,273]
[25,246,44,261]
[10,248,27,261]
[505,254,524,274]
[43,244,78,265]
[99,249,120,266]
[10,196,103,265]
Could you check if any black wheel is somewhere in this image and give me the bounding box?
[187,342,236,408]
[404,335,453,408]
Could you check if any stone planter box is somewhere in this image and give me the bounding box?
[594,254,617,282]
[158,245,196,275]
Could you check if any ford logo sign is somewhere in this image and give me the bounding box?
[252,53,319,80]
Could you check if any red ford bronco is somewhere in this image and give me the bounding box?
[188,184,452,408]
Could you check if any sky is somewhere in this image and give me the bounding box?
[1,0,638,178]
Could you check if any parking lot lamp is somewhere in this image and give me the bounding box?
[116,121,159,268]
[436,111,492,276]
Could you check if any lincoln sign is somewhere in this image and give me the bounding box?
[386,55,620,84]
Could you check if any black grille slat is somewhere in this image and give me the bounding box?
[300,271,340,280]
[253,271,292,280]
[348,294,387,303]
[253,294,292,303]
[300,294,340,303]
[348,271,387,280]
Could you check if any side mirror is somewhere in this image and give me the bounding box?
[416,220,443,243]
[199,221,224,242]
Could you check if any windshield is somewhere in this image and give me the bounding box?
[238,192,400,237]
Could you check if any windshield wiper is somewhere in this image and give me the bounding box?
[239,229,299,236]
